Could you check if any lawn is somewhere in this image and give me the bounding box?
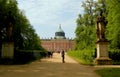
[95,68,120,77]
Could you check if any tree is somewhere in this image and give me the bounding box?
[75,0,98,50]
[0,0,42,50]
[75,0,120,50]
[0,0,18,48]
[75,0,108,50]
[106,0,120,49]
[81,0,95,26]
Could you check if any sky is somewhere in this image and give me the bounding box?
[17,0,84,39]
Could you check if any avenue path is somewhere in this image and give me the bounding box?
[0,53,100,77]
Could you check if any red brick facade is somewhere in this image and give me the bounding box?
[41,39,75,52]
[41,25,75,52]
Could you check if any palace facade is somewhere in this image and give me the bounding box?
[41,26,75,52]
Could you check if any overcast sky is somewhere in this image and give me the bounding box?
[17,0,84,39]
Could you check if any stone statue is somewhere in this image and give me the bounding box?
[6,22,13,41]
[6,11,14,41]
[96,9,107,41]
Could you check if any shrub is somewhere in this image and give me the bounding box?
[13,50,46,64]
[109,49,120,64]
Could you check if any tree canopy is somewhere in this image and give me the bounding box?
[106,0,120,49]
[75,0,120,50]
[0,0,42,50]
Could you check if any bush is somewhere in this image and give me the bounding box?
[13,50,46,64]
[109,49,120,64]
[0,49,47,64]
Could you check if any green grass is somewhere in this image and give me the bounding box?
[95,68,120,77]
[67,50,95,65]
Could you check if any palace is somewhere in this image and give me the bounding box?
[41,25,75,52]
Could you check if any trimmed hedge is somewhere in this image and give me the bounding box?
[13,50,46,64]
[0,50,47,64]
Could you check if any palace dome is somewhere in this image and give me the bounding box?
[55,25,66,39]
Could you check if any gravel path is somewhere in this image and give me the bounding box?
[0,53,100,77]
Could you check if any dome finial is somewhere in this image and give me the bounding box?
[59,24,61,29]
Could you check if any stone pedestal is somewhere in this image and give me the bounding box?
[1,42,14,59]
[94,41,112,65]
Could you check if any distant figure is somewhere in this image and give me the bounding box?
[61,50,65,63]
[50,51,53,58]
[47,51,53,58]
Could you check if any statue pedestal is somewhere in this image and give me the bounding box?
[1,42,14,59]
[94,41,112,65]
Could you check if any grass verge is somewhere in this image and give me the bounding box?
[95,68,120,77]
[67,50,95,65]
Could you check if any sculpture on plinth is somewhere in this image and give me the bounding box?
[1,11,15,60]
[94,9,112,65]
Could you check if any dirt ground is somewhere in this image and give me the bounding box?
[0,53,100,77]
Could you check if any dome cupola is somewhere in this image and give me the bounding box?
[55,25,66,39]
